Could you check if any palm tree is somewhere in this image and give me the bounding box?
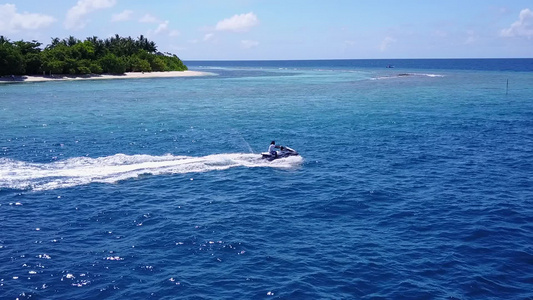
[64,36,79,46]
[135,35,157,53]
[0,36,10,45]
[47,37,61,49]
[86,36,106,58]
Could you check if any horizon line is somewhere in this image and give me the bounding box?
[183,57,533,61]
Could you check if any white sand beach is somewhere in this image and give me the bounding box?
[0,71,213,83]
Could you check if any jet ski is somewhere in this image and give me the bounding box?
[261,146,299,161]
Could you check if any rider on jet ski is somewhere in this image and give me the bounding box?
[262,141,297,160]
[268,141,280,158]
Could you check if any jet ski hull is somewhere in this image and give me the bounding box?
[261,146,299,161]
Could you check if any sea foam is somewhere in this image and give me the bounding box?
[0,153,303,191]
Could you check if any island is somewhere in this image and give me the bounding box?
[0,34,206,82]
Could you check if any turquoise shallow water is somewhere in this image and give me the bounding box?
[1,60,532,299]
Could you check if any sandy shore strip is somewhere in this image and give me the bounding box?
[0,70,214,83]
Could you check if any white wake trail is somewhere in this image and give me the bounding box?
[0,153,303,191]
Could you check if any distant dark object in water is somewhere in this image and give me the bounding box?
[398,73,410,76]
[386,65,394,68]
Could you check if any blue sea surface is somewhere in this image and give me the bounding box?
[1,59,532,299]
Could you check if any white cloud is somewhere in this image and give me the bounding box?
[154,21,169,34]
[344,40,356,46]
[432,30,448,38]
[241,39,259,49]
[342,40,356,52]
[65,0,116,30]
[0,3,56,33]
[500,8,533,38]
[169,30,180,37]
[138,13,179,38]
[465,30,477,44]
[215,12,259,32]
[146,20,180,38]
[140,13,160,23]
[203,33,214,41]
[111,9,133,22]
[380,36,397,52]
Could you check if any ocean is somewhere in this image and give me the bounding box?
[1,59,532,299]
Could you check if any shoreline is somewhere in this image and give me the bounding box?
[0,70,214,83]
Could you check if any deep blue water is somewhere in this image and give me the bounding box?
[186,58,533,72]
[1,59,532,299]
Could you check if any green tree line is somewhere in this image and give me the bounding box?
[0,34,187,76]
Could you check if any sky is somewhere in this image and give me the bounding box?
[0,0,532,60]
